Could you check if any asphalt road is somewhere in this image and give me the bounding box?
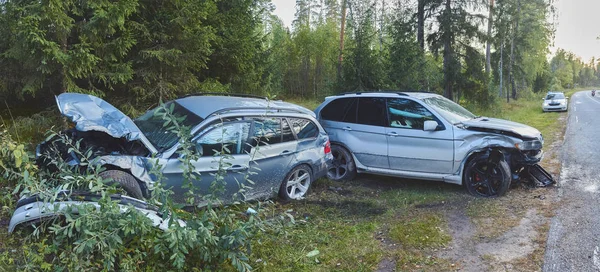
[544,90,600,271]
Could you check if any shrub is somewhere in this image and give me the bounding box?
[4,103,270,271]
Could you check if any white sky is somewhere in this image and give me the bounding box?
[272,0,295,28]
[272,0,600,62]
[552,0,600,62]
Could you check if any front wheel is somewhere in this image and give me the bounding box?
[279,165,312,200]
[463,153,511,197]
[99,170,145,199]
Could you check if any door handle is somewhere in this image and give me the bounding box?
[228,165,248,171]
[342,126,353,131]
[387,132,399,137]
[280,150,292,155]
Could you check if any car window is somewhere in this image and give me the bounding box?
[387,98,436,130]
[545,93,565,99]
[357,98,386,126]
[196,122,250,156]
[252,118,282,146]
[421,96,476,124]
[135,101,204,152]
[320,97,358,123]
[282,119,295,142]
[289,118,319,139]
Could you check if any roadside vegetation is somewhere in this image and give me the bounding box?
[0,0,598,270]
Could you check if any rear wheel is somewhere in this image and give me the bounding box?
[327,145,357,181]
[463,153,511,197]
[99,170,144,199]
[279,165,312,200]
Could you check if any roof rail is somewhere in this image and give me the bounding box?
[335,91,408,96]
[180,92,268,100]
[206,106,307,119]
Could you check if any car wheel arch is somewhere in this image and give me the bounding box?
[459,147,513,185]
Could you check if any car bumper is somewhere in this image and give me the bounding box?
[9,192,184,233]
[543,105,567,111]
[513,149,543,165]
[313,154,333,180]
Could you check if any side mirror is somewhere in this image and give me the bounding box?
[424,120,439,131]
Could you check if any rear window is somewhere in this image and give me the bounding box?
[252,118,282,146]
[320,98,358,123]
[289,118,318,139]
[357,98,386,126]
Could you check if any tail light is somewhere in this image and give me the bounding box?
[324,139,331,154]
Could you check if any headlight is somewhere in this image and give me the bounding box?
[543,102,549,106]
[515,140,543,150]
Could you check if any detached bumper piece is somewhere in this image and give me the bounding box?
[525,164,555,187]
[9,192,185,233]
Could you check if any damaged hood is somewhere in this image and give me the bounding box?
[460,117,542,140]
[56,93,157,153]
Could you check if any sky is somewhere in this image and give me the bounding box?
[272,0,600,62]
[552,0,600,62]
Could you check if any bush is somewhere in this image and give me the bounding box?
[3,103,272,271]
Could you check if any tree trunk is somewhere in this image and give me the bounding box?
[509,0,520,100]
[485,0,494,75]
[442,0,453,100]
[417,0,425,49]
[337,0,347,81]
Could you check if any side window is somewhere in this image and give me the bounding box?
[289,118,319,139]
[387,98,436,130]
[196,122,250,156]
[320,98,358,123]
[252,118,282,146]
[281,119,296,142]
[357,97,387,126]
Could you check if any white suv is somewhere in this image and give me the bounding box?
[315,92,546,197]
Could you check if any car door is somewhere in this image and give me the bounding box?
[319,97,389,169]
[245,117,297,198]
[161,121,251,204]
[385,98,454,174]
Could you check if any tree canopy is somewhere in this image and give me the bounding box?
[0,0,596,111]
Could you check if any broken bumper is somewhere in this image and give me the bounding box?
[9,192,184,233]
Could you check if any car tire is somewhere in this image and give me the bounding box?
[99,170,145,199]
[327,145,357,181]
[463,153,511,197]
[279,165,312,200]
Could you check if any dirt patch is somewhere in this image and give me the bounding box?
[437,207,483,271]
[475,209,542,262]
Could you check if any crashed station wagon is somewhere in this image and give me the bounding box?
[315,92,554,197]
[10,93,332,232]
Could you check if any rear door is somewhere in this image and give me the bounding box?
[319,97,389,169]
[246,117,297,197]
[385,98,454,174]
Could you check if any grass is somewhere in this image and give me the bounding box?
[388,213,451,248]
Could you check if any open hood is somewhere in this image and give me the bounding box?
[56,93,157,153]
[460,117,542,141]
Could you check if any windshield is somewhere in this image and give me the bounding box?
[545,93,565,100]
[421,96,476,124]
[134,101,204,151]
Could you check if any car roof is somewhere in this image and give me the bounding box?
[174,95,315,118]
[325,91,441,100]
